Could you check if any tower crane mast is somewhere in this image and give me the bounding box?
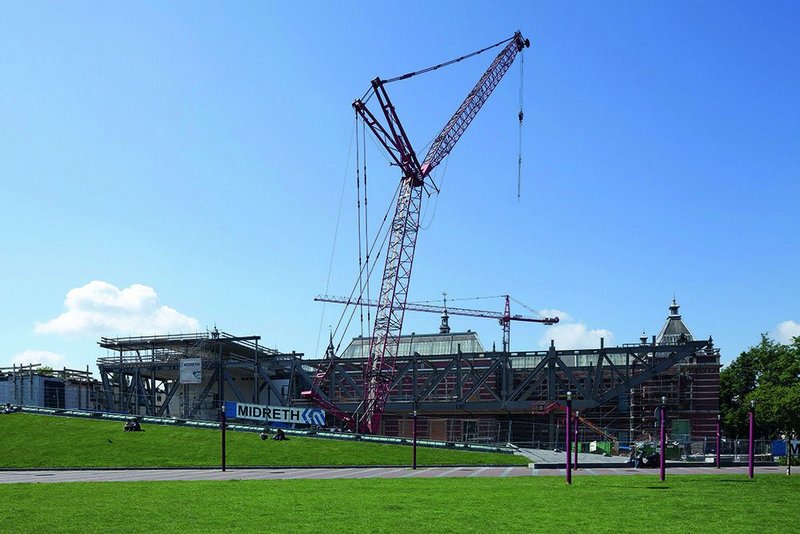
[304,32,530,433]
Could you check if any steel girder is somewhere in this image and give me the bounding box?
[296,340,712,417]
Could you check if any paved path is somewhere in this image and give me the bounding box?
[0,466,786,484]
[517,448,623,465]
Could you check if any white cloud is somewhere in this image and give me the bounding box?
[538,317,614,350]
[35,281,199,336]
[774,320,800,344]
[11,350,66,368]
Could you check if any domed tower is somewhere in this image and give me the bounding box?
[656,299,694,345]
[638,298,720,440]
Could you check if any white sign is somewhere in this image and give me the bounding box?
[224,401,326,426]
[180,358,202,384]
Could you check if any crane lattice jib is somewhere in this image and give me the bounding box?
[351,31,529,433]
[420,31,529,177]
[314,295,559,324]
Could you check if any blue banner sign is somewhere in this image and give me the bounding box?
[224,401,325,426]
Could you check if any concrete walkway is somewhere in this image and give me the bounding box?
[517,448,624,466]
[0,465,786,484]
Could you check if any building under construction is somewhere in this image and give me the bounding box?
[91,300,719,446]
[298,299,720,445]
[95,329,303,420]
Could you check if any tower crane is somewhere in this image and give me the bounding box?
[303,32,530,433]
[314,294,558,353]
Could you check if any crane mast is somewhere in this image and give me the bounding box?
[349,32,529,433]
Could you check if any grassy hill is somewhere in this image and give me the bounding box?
[0,413,526,468]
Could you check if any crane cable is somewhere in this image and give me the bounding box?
[328,180,401,354]
[518,48,524,201]
[419,154,449,230]
[382,35,515,85]
[362,119,372,332]
[358,34,515,102]
[355,114,365,341]
[315,117,357,357]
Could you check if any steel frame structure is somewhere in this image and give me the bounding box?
[96,331,302,418]
[296,339,713,431]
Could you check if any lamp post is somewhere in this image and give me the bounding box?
[716,414,721,469]
[660,396,666,482]
[748,400,755,479]
[566,391,572,485]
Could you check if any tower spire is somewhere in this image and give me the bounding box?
[439,291,451,334]
[669,298,681,318]
[325,328,335,358]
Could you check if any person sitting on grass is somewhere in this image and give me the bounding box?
[124,418,143,432]
[260,427,270,441]
[273,428,287,441]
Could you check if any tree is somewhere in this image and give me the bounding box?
[720,335,800,438]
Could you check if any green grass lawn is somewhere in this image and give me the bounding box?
[1,475,798,532]
[1,413,525,468]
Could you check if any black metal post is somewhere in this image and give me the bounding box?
[748,400,755,479]
[221,407,227,472]
[716,414,721,469]
[565,391,572,485]
[573,411,579,470]
[660,396,666,482]
[412,409,418,470]
[219,339,226,472]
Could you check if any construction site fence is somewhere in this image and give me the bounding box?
[385,415,777,463]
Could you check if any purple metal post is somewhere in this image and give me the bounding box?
[659,396,666,482]
[715,414,721,469]
[412,410,418,470]
[566,391,572,485]
[221,408,227,472]
[574,411,579,470]
[748,400,755,479]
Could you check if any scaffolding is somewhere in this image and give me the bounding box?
[96,330,303,419]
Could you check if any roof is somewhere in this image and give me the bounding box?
[656,299,694,345]
[339,331,485,359]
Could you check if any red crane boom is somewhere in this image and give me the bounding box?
[305,32,530,433]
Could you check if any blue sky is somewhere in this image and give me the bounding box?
[2,1,798,373]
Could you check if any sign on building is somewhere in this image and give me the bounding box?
[224,401,326,426]
[179,358,202,384]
